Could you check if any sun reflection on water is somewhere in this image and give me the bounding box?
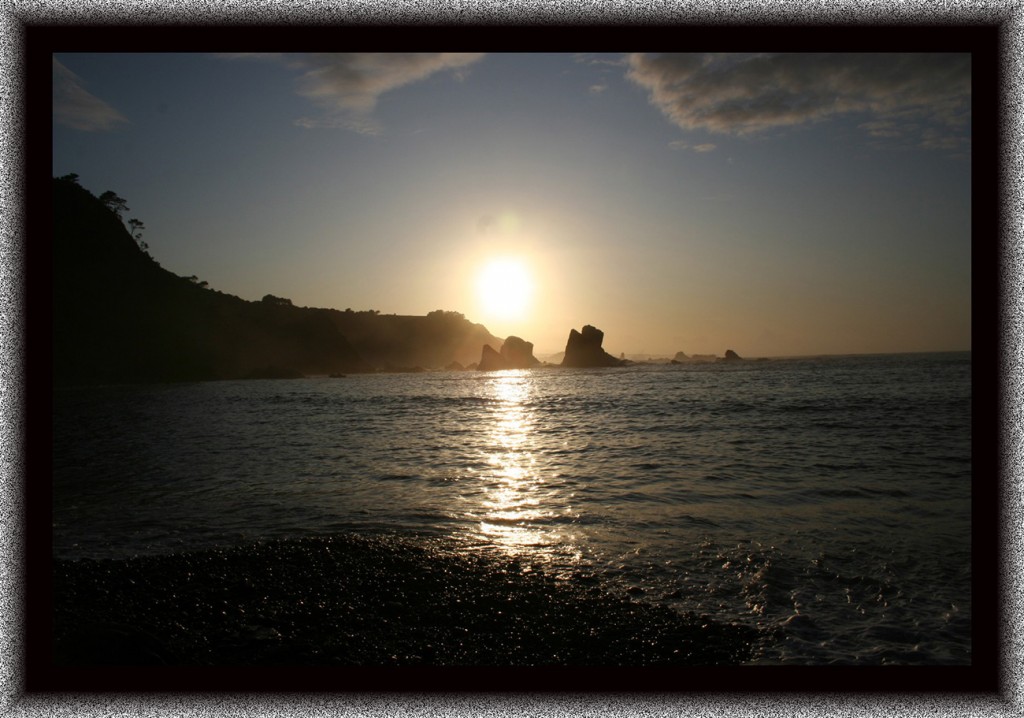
[470,370,579,565]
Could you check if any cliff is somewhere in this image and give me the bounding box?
[51,176,502,384]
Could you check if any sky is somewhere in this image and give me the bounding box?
[52,52,972,358]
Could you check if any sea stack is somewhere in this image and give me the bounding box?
[477,345,507,371]
[476,336,540,371]
[500,336,540,368]
[723,349,742,361]
[560,325,626,368]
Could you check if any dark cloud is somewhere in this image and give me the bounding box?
[627,53,970,150]
[52,57,128,132]
[228,53,485,134]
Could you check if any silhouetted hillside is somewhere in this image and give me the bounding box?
[52,176,502,384]
[325,309,500,370]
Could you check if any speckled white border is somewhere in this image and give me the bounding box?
[3,1,1020,717]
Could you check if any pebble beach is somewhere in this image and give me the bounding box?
[53,534,766,667]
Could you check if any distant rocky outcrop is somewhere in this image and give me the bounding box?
[672,351,718,364]
[723,349,742,361]
[560,325,626,368]
[477,335,540,371]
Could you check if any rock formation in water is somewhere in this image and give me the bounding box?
[672,351,719,364]
[560,325,626,368]
[723,349,742,361]
[476,336,540,371]
[477,344,508,371]
[501,336,540,368]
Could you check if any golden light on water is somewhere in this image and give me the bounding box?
[473,371,574,558]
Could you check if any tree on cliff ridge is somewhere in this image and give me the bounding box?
[99,190,129,220]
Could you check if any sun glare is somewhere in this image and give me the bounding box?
[476,257,533,321]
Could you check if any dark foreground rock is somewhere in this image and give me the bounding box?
[561,325,626,368]
[53,535,767,667]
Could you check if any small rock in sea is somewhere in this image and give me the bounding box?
[626,585,645,596]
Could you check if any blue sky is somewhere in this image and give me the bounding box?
[52,52,972,358]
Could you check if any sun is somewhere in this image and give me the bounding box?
[476,257,533,321]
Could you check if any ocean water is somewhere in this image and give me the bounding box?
[52,352,972,665]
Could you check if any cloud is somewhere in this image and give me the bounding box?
[574,54,628,68]
[669,140,717,153]
[229,53,485,134]
[52,57,128,131]
[589,84,608,94]
[627,53,970,150]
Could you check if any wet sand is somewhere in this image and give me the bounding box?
[53,534,767,667]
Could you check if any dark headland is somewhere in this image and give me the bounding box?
[52,175,500,384]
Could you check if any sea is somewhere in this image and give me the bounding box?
[52,352,972,666]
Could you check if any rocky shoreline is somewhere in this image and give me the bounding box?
[53,534,767,667]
